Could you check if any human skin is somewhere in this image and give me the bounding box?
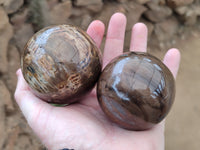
[15,13,181,150]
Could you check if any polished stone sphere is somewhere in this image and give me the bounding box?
[21,25,102,104]
[97,52,175,130]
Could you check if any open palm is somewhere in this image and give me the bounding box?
[15,13,180,150]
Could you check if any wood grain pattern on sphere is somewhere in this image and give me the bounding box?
[21,25,102,104]
[97,52,175,130]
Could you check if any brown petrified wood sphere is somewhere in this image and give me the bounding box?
[21,25,102,104]
[97,52,175,130]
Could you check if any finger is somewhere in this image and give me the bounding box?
[103,12,127,68]
[163,48,181,78]
[130,23,148,52]
[14,69,52,124]
[87,20,105,48]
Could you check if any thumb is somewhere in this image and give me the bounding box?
[14,69,53,125]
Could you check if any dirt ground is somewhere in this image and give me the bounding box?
[165,30,200,150]
[149,29,200,150]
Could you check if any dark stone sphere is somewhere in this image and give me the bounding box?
[21,25,102,104]
[97,52,175,130]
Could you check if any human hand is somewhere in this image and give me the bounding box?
[15,13,180,150]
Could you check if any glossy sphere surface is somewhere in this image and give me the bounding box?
[97,52,175,130]
[21,25,102,104]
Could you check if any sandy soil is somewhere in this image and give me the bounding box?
[149,30,200,150]
[165,31,200,150]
